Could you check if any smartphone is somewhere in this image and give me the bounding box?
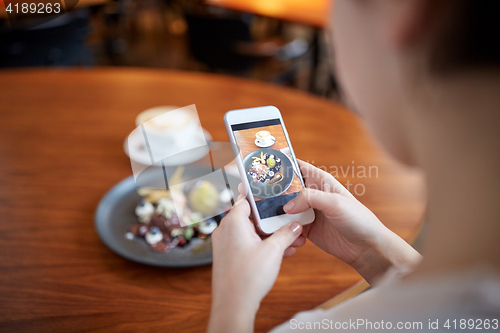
[224,106,315,235]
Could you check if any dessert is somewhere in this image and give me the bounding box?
[248,151,282,184]
[188,181,220,215]
[129,169,232,253]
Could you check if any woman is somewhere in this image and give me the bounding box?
[209,0,500,331]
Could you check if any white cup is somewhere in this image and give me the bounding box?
[255,130,274,146]
[136,106,205,161]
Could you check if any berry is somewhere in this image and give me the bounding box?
[177,237,187,246]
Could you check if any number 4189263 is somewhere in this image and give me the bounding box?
[444,319,499,330]
[5,2,62,14]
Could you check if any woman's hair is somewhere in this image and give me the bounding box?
[431,0,500,73]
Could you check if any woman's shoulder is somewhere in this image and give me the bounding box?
[270,264,500,332]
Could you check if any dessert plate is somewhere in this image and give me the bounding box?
[95,166,238,267]
[242,148,294,199]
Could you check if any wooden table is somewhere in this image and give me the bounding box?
[207,0,329,28]
[207,0,332,93]
[0,68,425,332]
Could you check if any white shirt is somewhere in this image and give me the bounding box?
[270,265,500,332]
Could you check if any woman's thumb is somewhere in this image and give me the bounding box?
[265,222,302,252]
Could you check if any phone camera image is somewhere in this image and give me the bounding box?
[231,118,303,219]
[245,149,290,198]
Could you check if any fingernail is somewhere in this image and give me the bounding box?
[290,222,301,234]
[284,201,294,212]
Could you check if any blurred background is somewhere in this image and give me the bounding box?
[0,0,339,98]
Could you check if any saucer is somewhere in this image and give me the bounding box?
[255,136,276,148]
[124,128,213,166]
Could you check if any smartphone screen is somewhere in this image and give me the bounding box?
[231,119,304,219]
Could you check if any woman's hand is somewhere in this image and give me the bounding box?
[283,160,421,284]
[208,196,303,333]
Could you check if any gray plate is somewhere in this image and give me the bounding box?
[243,148,294,199]
[95,166,238,267]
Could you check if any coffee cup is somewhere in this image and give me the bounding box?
[255,130,274,146]
[136,106,205,161]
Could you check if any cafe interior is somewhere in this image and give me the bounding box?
[0,0,427,332]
